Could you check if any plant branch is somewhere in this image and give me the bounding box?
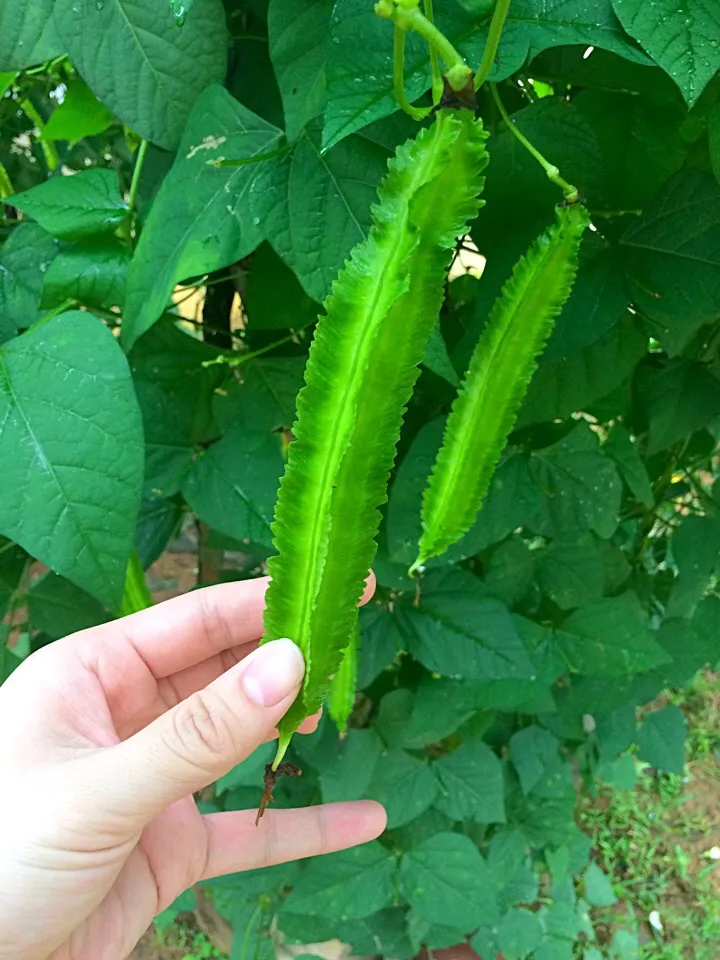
[393,24,431,119]
[490,83,579,202]
[474,0,512,90]
[376,0,472,91]
[423,0,443,103]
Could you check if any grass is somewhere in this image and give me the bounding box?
[579,673,720,959]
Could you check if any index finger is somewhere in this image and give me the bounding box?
[82,571,376,679]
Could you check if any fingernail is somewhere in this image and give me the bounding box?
[241,639,305,708]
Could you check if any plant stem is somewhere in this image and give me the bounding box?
[127,138,148,216]
[423,0,443,103]
[0,161,13,200]
[376,0,472,91]
[394,24,430,119]
[120,549,153,616]
[490,84,579,202]
[20,99,59,171]
[474,0,512,90]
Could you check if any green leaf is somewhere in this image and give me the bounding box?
[0,0,62,70]
[262,113,488,746]
[574,89,687,210]
[611,0,720,106]
[544,236,628,358]
[11,169,128,240]
[536,535,605,610]
[487,829,538,908]
[583,862,617,907]
[357,602,404,688]
[636,358,720,455]
[54,0,227,149]
[328,620,358,734]
[42,239,129,309]
[415,204,590,568]
[245,243,319,331]
[0,312,143,607]
[251,121,392,302]
[710,103,720,186]
[42,77,116,143]
[268,0,333,141]
[407,911,467,951]
[604,423,653,508]
[510,726,560,795]
[28,572,110,639]
[667,515,720,617]
[636,704,686,775]
[123,86,282,349]
[423,323,460,386]
[129,320,223,495]
[432,738,506,824]
[396,568,536,681]
[518,313,646,426]
[182,426,283,549]
[366,748,438,828]
[399,832,498,929]
[529,424,623,539]
[317,727,382,803]
[621,171,720,355]
[556,594,671,676]
[498,907,544,958]
[284,841,397,920]
[0,223,59,342]
[375,681,480,750]
[484,536,536,607]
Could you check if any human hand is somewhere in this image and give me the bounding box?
[0,575,385,960]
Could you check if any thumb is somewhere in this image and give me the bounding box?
[89,638,305,826]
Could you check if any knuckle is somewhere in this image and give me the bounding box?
[169,690,238,766]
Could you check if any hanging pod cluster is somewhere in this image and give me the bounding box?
[261,108,489,763]
[257,0,591,801]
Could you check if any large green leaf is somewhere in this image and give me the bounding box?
[54,0,227,149]
[636,358,720,455]
[42,239,129,309]
[129,320,223,495]
[28,572,110,639]
[123,87,283,349]
[604,423,653,508]
[611,0,720,106]
[182,426,284,549]
[41,77,116,143]
[636,705,686,775]
[0,0,63,70]
[621,171,720,355]
[395,568,536,681]
[432,739,506,824]
[0,223,59,343]
[529,425,623,539]
[284,841,397,920]
[518,313,645,427]
[251,122,392,302]
[399,833,498,930]
[667,515,720,618]
[509,726,561,795]
[536,535,606,610]
[556,594,671,676]
[366,748,438,828]
[0,312,143,607]
[544,236,628,359]
[11,169,128,240]
[268,0,333,141]
[574,89,687,210]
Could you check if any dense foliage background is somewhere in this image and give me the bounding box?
[2,1,720,958]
